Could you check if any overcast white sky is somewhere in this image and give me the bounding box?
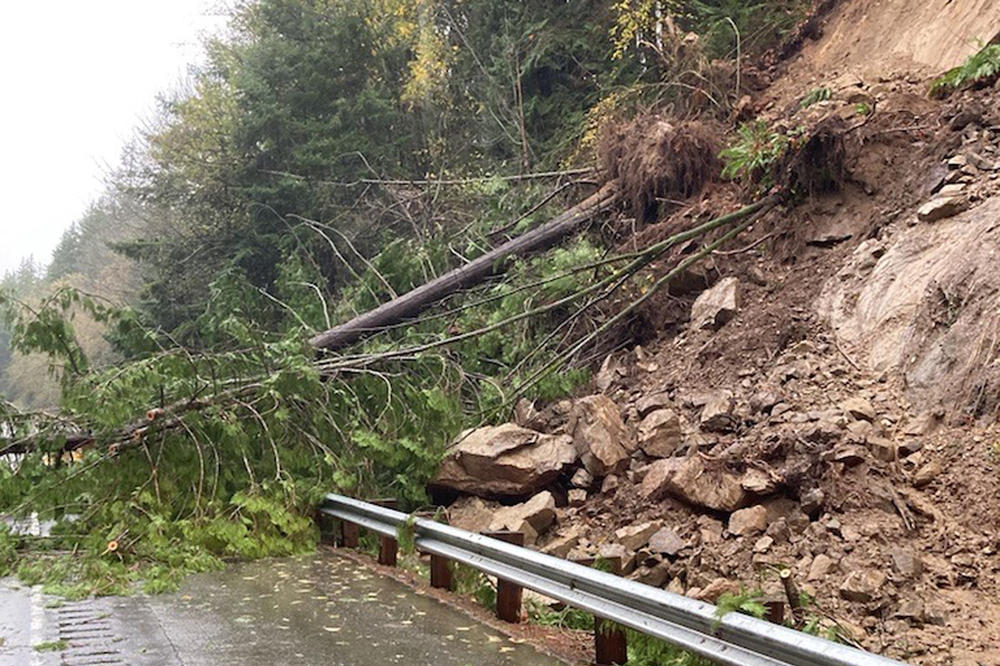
[0,1,227,275]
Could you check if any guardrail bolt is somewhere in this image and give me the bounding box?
[483,530,525,623]
[372,499,399,567]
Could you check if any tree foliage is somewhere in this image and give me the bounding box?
[0,0,801,596]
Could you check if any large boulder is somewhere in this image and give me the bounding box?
[568,395,632,477]
[818,196,1000,417]
[690,277,739,330]
[640,456,749,512]
[432,424,577,498]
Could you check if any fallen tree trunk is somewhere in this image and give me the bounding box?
[309,181,621,352]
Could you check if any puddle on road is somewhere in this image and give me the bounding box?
[136,552,562,666]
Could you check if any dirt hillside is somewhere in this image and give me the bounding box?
[435,2,1000,663]
[799,0,1000,75]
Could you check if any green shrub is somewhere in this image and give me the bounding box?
[720,121,791,185]
[931,42,1000,97]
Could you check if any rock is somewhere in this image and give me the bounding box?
[615,521,662,551]
[690,277,740,330]
[753,535,773,554]
[728,505,768,536]
[630,563,669,588]
[636,393,674,418]
[897,439,923,457]
[601,475,620,494]
[840,396,876,422]
[489,491,557,544]
[749,390,781,414]
[740,467,778,495]
[597,543,636,574]
[845,419,874,438]
[839,570,887,603]
[947,154,968,169]
[808,554,838,581]
[568,488,587,507]
[832,444,867,465]
[808,222,854,247]
[570,467,594,489]
[668,265,713,297]
[640,456,749,512]
[968,151,999,171]
[596,354,622,392]
[543,527,582,558]
[513,398,541,429]
[917,196,966,222]
[746,264,767,286]
[569,395,632,477]
[637,409,683,458]
[802,418,844,445]
[890,548,924,579]
[903,412,939,436]
[868,437,897,462]
[938,183,966,197]
[648,527,685,556]
[894,595,925,620]
[766,518,790,544]
[696,577,740,603]
[433,424,577,497]
[800,488,825,517]
[762,498,810,533]
[697,516,725,544]
[912,460,942,487]
[699,391,736,432]
[949,108,982,131]
[447,496,497,532]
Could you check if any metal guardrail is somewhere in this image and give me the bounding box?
[321,493,907,666]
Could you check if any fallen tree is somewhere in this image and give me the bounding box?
[308,182,621,352]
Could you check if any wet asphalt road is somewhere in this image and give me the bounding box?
[0,553,560,665]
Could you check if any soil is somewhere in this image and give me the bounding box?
[540,5,1000,663]
[431,2,1000,663]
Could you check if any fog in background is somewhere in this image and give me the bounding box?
[0,0,225,275]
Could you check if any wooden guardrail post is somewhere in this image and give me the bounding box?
[594,617,628,666]
[341,520,360,548]
[371,498,399,566]
[316,508,338,546]
[572,556,627,666]
[422,511,454,591]
[483,530,525,623]
[429,550,453,590]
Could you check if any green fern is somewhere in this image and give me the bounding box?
[715,586,768,624]
[931,42,1000,97]
[720,121,791,185]
[800,87,832,108]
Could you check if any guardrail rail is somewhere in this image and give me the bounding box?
[320,493,907,666]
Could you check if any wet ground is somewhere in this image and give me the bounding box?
[0,552,561,665]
